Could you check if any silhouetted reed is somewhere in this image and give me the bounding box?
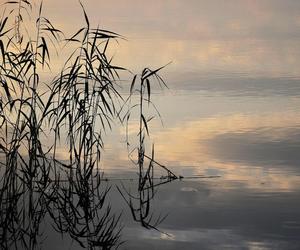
[117,66,177,230]
[0,0,177,249]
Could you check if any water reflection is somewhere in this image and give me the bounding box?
[121,179,300,250]
[2,0,300,248]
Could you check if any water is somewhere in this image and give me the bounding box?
[55,0,300,247]
[94,74,300,249]
[2,0,300,249]
[121,179,300,250]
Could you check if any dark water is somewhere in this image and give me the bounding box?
[45,178,300,250]
[121,179,300,250]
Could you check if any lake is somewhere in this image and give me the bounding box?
[1,0,300,249]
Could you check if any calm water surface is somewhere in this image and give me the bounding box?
[97,79,300,250]
[45,80,300,249]
[13,0,300,249]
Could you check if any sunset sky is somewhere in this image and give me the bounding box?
[40,0,300,77]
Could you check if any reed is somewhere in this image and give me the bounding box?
[0,1,177,249]
[117,66,177,230]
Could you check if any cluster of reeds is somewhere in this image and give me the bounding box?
[0,1,124,248]
[0,0,177,249]
[0,1,53,248]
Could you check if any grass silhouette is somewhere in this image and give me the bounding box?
[0,1,178,249]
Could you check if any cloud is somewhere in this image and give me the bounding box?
[60,0,300,41]
[39,0,300,76]
[206,129,300,168]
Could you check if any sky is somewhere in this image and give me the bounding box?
[37,0,300,78]
[28,0,300,187]
[3,0,300,188]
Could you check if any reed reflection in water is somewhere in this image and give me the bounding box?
[2,0,300,249]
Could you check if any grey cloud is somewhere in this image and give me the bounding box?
[46,0,300,41]
[205,128,300,169]
[168,72,300,97]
